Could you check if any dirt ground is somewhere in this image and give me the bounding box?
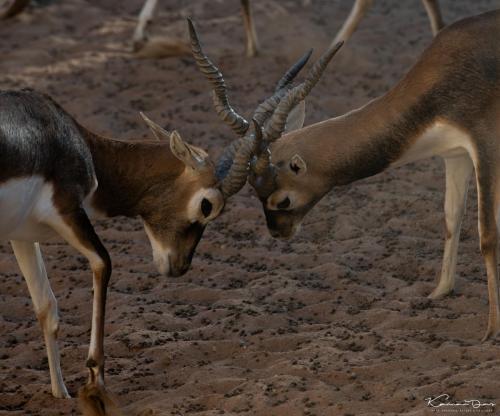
[1,0,500,415]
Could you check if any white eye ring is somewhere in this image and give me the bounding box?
[187,188,223,223]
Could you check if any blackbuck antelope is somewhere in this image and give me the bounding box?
[200,10,500,341]
[0,87,256,397]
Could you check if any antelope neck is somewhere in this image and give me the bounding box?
[82,129,184,218]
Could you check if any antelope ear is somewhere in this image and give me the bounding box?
[140,112,170,140]
[284,100,306,133]
[170,131,204,169]
[289,154,307,175]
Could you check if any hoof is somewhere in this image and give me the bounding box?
[53,387,71,399]
[481,325,500,343]
[428,286,453,300]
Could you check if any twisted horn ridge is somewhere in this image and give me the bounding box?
[217,119,262,198]
[188,18,249,136]
[264,41,344,143]
[253,49,313,127]
[216,49,313,190]
[215,138,244,181]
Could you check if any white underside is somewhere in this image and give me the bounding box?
[0,175,98,242]
[391,120,476,168]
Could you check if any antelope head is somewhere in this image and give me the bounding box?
[136,20,285,276]
[248,42,344,239]
[139,103,260,276]
[136,115,226,276]
[187,19,342,240]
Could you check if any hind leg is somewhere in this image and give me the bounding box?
[475,168,500,341]
[429,155,473,299]
[11,240,70,398]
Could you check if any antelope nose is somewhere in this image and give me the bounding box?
[169,260,191,277]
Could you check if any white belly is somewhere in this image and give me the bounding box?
[0,176,97,242]
[391,120,476,168]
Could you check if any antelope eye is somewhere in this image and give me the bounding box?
[277,197,291,210]
[201,198,213,218]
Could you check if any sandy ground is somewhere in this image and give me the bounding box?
[1,0,500,415]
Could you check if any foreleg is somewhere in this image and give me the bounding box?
[11,240,70,398]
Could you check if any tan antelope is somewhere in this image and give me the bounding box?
[0,18,331,405]
[199,10,500,341]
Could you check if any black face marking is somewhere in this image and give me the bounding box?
[277,196,291,210]
[201,198,213,218]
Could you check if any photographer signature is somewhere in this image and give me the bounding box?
[425,394,495,410]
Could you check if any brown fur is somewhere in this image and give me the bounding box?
[265,10,500,200]
[80,127,219,275]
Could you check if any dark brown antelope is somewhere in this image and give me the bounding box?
[239,10,500,341]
